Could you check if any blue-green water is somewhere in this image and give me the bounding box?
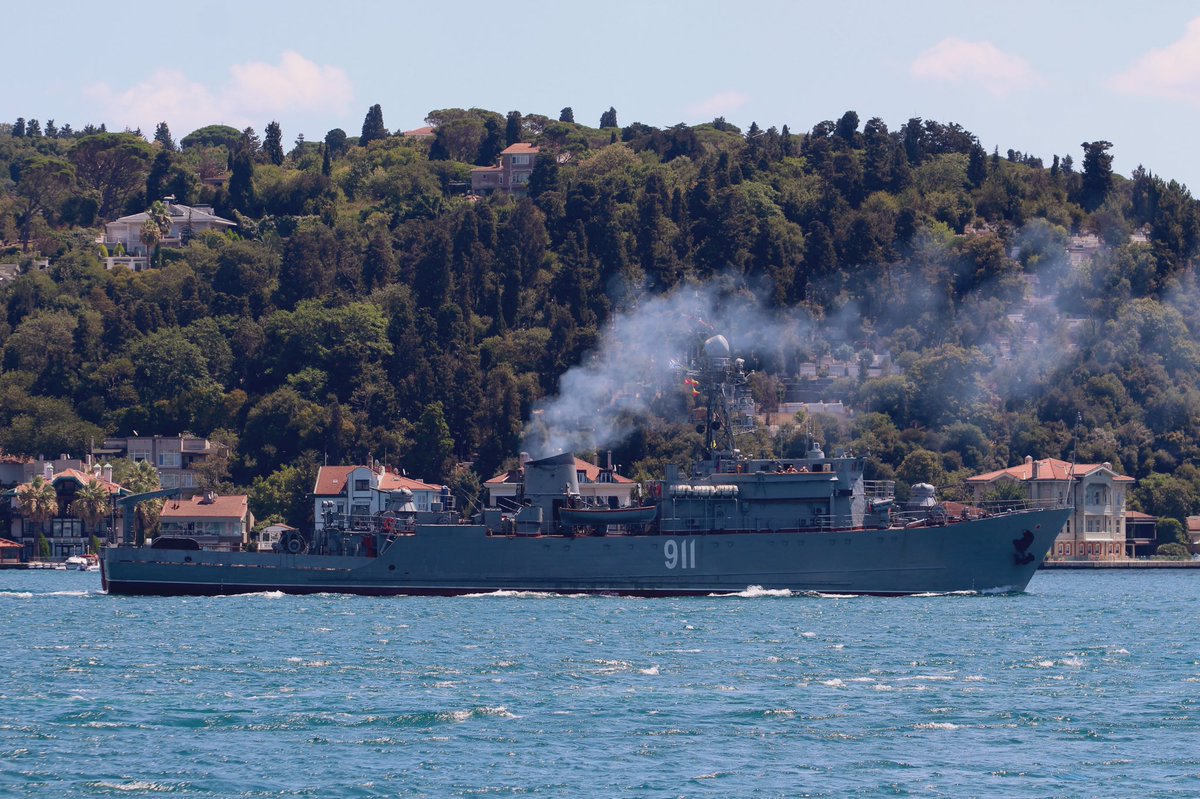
[1,570,1197,798]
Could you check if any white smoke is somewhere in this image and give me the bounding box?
[522,279,817,458]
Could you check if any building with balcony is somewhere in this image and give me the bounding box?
[2,463,128,560]
[312,464,446,532]
[965,456,1134,561]
[91,435,229,494]
[159,492,253,551]
[470,143,539,196]
[100,202,236,271]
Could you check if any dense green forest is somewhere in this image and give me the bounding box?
[1,106,1199,539]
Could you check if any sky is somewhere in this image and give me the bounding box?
[8,1,1200,188]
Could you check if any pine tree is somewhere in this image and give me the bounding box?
[600,107,618,128]
[263,121,285,165]
[360,104,387,145]
[13,117,25,137]
[154,121,175,151]
[559,107,575,123]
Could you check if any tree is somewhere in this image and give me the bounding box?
[409,402,455,483]
[13,117,26,137]
[361,104,387,145]
[69,479,112,534]
[112,459,162,544]
[263,120,285,165]
[138,200,172,264]
[324,128,348,157]
[227,147,256,214]
[153,121,176,151]
[18,475,59,535]
[559,107,575,123]
[1079,140,1114,212]
[600,107,618,128]
[13,156,75,251]
[505,110,523,146]
[69,132,153,218]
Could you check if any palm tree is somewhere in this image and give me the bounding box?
[138,200,172,266]
[114,459,163,544]
[18,475,59,547]
[69,479,112,536]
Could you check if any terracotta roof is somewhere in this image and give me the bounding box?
[0,453,32,465]
[486,457,633,486]
[9,469,125,495]
[161,494,249,519]
[470,166,503,174]
[501,143,539,155]
[1124,511,1157,520]
[402,126,434,137]
[966,458,1134,483]
[1188,516,1200,532]
[314,466,442,495]
[0,538,21,549]
[313,466,355,495]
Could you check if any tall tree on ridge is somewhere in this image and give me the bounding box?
[263,121,285,165]
[600,106,618,128]
[153,121,176,151]
[559,107,574,123]
[361,104,387,145]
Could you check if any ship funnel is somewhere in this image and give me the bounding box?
[523,452,579,529]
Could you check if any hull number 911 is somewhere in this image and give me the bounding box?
[664,539,697,570]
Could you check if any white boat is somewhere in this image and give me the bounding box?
[65,555,99,572]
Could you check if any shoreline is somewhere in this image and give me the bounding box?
[1042,559,1200,570]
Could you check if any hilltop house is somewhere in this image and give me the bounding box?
[470,143,539,196]
[158,492,253,551]
[966,456,1134,561]
[101,202,236,271]
[485,454,637,509]
[312,464,446,532]
[2,463,128,560]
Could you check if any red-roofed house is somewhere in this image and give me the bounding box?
[3,463,129,560]
[470,143,539,196]
[485,455,636,509]
[966,456,1135,561]
[401,126,435,139]
[312,464,446,532]
[1188,516,1200,555]
[159,492,253,551]
[0,537,22,566]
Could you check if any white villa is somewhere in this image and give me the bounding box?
[312,465,446,532]
[101,202,236,271]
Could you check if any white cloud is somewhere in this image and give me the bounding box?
[1110,17,1200,104]
[85,51,353,136]
[910,38,1043,97]
[685,90,751,119]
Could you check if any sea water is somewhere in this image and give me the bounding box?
[1,570,1197,798]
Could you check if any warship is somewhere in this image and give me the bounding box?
[101,335,1070,597]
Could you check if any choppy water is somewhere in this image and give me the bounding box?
[1,569,1198,798]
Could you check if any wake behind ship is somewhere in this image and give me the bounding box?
[101,335,1070,597]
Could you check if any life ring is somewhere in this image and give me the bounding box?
[382,516,396,533]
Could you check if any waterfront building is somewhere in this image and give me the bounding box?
[158,493,253,552]
[2,463,128,560]
[312,464,445,532]
[966,456,1134,561]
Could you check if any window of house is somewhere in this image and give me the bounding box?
[355,479,370,492]
[511,155,529,165]
[158,452,181,468]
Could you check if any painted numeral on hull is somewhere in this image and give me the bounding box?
[664,539,696,569]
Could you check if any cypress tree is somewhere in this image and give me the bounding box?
[505,111,522,146]
[559,107,574,123]
[600,107,618,128]
[153,121,175,151]
[360,104,387,146]
[263,121,285,165]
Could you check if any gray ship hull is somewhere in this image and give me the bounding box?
[101,508,1069,597]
